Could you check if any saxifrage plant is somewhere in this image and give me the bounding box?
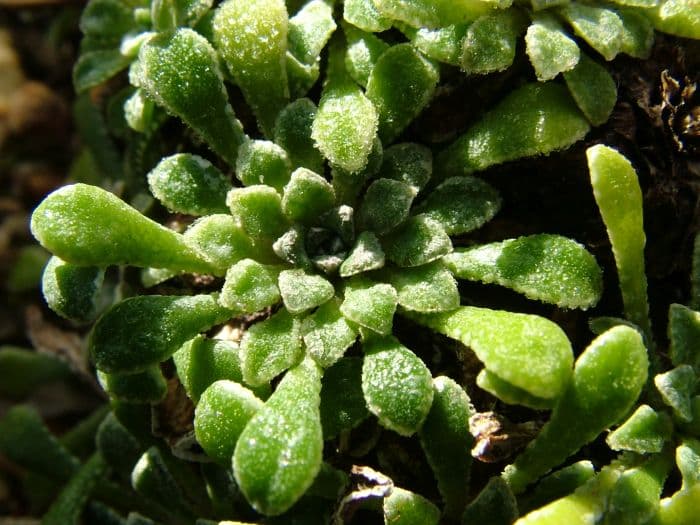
[2,0,699,523]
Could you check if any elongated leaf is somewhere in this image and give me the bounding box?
[288,0,336,65]
[383,487,440,525]
[366,43,439,142]
[372,0,494,28]
[418,377,472,518]
[31,184,215,274]
[525,13,580,81]
[213,0,289,137]
[437,83,589,177]
[677,438,700,489]
[97,367,168,403]
[74,49,132,93]
[194,380,264,464]
[445,234,603,309]
[587,145,651,339]
[563,54,617,126]
[362,336,434,436]
[560,4,624,61]
[90,294,232,373]
[131,29,245,166]
[147,154,232,216]
[668,303,700,373]
[42,256,104,323]
[0,347,71,399]
[412,306,573,404]
[503,326,648,493]
[274,98,325,173]
[319,357,369,438]
[234,358,323,516]
[132,448,193,518]
[240,309,302,386]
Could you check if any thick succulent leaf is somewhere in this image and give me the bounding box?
[79,0,138,40]
[234,358,323,516]
[437,83,589,177]
[227,185,288,241]
[414,176,501,235]
[617,8,654,58]
[96,413,142,478]
[518,461,596,516]
[278,269,335,314]
[386,261,460,313]
[183,215,263,276]
[559,4,624,61]
[371,0,495,28]
[587,145,651,339]
[131,448,193,518]
[461,8,528,74]
[212,0,289,137]
[302,298,358,368]
[503,326,648,493]
[410,24,470,66]
[677,438,700,489]
[383,215,452,267]
[274,98,324,173]
[331,136,384,206]
[610,0,659,6]
[462,477,518,525]
[123,88,156,133]
[90,294,232,373]
[668,303,700,372]
[340,278,398,335]
[282,168,336,224]
[344,0,392,32]
[366,43,439,143]
[147,154,231,216]
[31,184,215,274]
[0,347,71,400]
[563,54,617,126]
[273,225,312,269]
[648,0,700,39]
[656,484,700,525]
[358,179,416,235]
[312,74,379,174]
[288,0,336,65]
[476,369,556,409]
[286,52,320,100]
[97,367,167,403]
[445,234,603,309]
[131,29,245,166]
[319,357,369,438]
[606,405,673,454]
[236,140,292,192]
[74,49,132,93]
[340,232,385,278]
[344,24,390,87]
[362,336,434,436]
[525,13,580,81]
[42,256,104,323]
[383,487,440,525]
[194,380,264,464]
[418,376,472,519]
[654,365,696,422]
[414,306,572,402]
[379,142,432,191]
[240,308,302,386]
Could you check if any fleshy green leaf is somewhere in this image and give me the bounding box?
[437,83,589,177]
[372,0,495,28]
[461,8,528,74]
[462,477,518,525]
[343,24,390,87]
[656,484,700,525]
[131,448,193,518]
[445,234,603,309]
[358,179,416,235]
[0,347,71,400]
[525,13,580,81]
[587,145,651,339]
[31,184,215,274]
[131,29,246,166]
[97,367,167,403]
[386,261,460,313]
[220,259,281,314]
[379,142,432,191]
[383,215,452,267]
[518,461,596,516]
[236,140,292,192]
[362,336,434,436]
[410,24,470,66]
[383,487,440,525]
[212,0,289,137]
[413,176,501,235]
[303,298,358,368]
[654,365,696,422]
[240,309,302,386]
[274,98,325,173]
[412,306,573,404]
[227,185,288,241]
[319,357,369,438]
[563,53,617,126]
[74,50,132,93]
[418,376,472,519]
[147,154,232,216]
[339,231,385,277]
[344,0,392,32]
[617,8,654,58]
[647,0,700,39]
[606,404,673,454]
[278,269,335,314]
[194,380,264,464]
[559,3,624,61]
[282,168,336,224]
[503,326,648,493]
[476,369,555,409]
[676,438,700,489]
[340,278,398,335]
[366,43,439,143]
[288,0,336,65]
[90,294,231,373]
[668,303,700,373]
[42,256,104,323]
[234,358,323,516]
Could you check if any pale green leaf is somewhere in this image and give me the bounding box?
[386,261,460,313]
[525,14,580,81]
[236,140,292,192]
[302,298,358,368]
[341,278,397,335]
[278,269,335,314]
[220,259,281,314]
[383,215,452,268]
[383,487,440,525]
